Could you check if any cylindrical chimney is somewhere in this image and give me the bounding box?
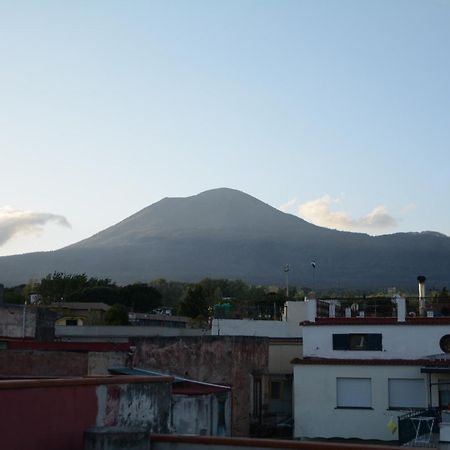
[418,275,426,316]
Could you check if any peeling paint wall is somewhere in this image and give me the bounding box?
[172,392,231,436]
[132,336,269,436]
[0,378,172,450]
[95,382,171,433]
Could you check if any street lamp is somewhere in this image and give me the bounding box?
[283,264,290,298]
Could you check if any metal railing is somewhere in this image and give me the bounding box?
[398,408,441,447]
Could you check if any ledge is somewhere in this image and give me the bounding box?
[151,434,415,450]
[0,375,173,390]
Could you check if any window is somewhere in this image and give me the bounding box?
[333,333,382,351]
[336,378,372,408]
[65,319,78,326]
[388,379,425,409]
[270,381,282,400]
[438,379,450,408]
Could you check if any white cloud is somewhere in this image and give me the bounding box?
[296,195,397,233]
[278,195,400,234]
[0,206,70,246]
[278,198,298,213]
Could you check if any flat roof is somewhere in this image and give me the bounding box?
[302,317,450,326]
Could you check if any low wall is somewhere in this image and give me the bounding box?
[0,348,128,377]
[150,434,414,450]
[0,376,172,450]
[56,325,207,340]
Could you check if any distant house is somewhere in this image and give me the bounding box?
[128,312,190,328]
[50,302,110,326]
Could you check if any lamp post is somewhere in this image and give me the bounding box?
[283,264,290,298]
[311,261,317,291]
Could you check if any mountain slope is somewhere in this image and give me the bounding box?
[0,188,449,289]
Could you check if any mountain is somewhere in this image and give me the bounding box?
[1,188,450,289]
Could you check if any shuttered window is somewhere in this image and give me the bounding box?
[388,379,425,409]
[336,378,372,408]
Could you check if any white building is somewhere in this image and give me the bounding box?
[293,297,450,443]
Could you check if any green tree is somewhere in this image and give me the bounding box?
[178,285,209,319]
[105,303,129,325]
[119,284,162,312]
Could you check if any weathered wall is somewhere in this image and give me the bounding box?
[0,305,56,340]
[132,336,269,437]
[0,376,172,450]
[172,392,231,436]
[56,325,207,340]
[0,350,128,377]
[88,351,128,375]
[0,305,36,338]
[0,350,88,377]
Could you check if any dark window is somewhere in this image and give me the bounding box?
[270,381,282,400]
[333,333,382,351]
[65,319,78,326]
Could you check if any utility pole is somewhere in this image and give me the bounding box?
[283,264,290,298]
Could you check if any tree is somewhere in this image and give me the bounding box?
[178,285,209,319]
[105,303,129,325]
[119,284,162,312]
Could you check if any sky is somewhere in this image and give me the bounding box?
[1,0,450,256]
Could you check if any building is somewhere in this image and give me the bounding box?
[211,301,307,435]
[293,296,450,445]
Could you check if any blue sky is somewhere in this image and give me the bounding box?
[1,0,450,256]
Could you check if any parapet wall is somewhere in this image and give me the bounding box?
[0,376,172,450]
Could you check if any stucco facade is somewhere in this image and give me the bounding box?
[294,363,427,441]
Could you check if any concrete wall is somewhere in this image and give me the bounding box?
[0,376,172,450]
[268,340,302,374]
[56,325,207,340]
[303,324,450,359]
[150,434,411,450]
[0,350,127,377]
[88,351,128,375]
[133,336,269,437]
[293,363,426,441]
[0,350,88,377]
[0,305,36,338]
[172,392,231,436]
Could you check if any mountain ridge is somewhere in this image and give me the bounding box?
[0,188,449,289]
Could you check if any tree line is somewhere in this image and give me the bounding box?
[6,272,446,324]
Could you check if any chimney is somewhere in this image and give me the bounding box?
[417,275,426,317]
[394,295,406,322]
